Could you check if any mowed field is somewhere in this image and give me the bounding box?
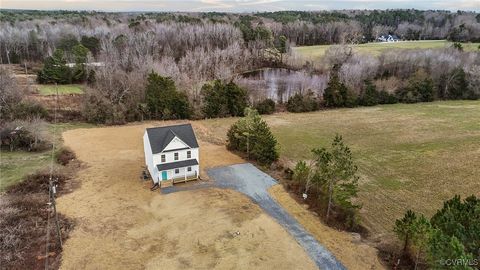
[293,40,480,59]
[201,100,480,241]
[37,84,84,95]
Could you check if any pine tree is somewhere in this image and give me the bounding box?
[323,73,352,107]
[311,135,361,222]
[37,49,72,84]
[145,71,190,120]
[227,108,278,165]
[202,80,248,118]
[394,210,418,254]
[359,80,379,106]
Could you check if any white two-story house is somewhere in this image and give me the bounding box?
[143,123,199,188]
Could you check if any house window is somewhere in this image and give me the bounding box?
[161,154,165,163]
[187,166,192,172]
[175,168,179,174]
[174,152,179,161]
[187,151,191,159]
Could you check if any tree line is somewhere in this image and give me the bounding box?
[284,45,479,113]
[2,9,480,65]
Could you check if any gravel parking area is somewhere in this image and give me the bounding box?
[208,163,346,270]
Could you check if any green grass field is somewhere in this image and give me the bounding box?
[293,40,480,59]
[201,100,480,239]
[37,84,84,95]
[0,122,93,191]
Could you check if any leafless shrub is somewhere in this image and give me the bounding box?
[323,45,354,69]
[1,117,51,151]
[0,66,25,121]
[1,170,74,269]
[339,54,379,94]
[374,77,404,94]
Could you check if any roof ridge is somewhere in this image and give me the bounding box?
[146,123,191,130]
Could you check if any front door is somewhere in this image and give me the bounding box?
[161,171,168,180]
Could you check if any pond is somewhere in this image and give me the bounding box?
[236,68,328,103]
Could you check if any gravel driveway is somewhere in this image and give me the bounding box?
[207,163,346,270]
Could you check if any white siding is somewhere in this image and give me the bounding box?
[161,165,199,180]
[153,147,199,181]
[143,131,159,183]
[152,148,199,166]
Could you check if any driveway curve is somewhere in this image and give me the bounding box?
[207,163,346,270]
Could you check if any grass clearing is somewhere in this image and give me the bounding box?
[0,122,94,191]
[293,40,480,59]
[37,84,84,95]
[200,100,480,241]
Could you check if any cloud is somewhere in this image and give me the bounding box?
[433,0,480,10]
[1,0,479,12]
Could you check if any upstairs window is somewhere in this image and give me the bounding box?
[161,154,166,163]
[187,151,191,159]
[174,152,179,161]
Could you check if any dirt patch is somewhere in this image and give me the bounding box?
[269,185,387,270]
[57,122,317,269]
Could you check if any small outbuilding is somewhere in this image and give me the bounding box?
[143,123,199,188]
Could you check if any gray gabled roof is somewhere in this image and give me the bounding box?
[156,159,198,171]
[146,123,199,154]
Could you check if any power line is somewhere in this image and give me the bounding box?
[44,83,62,270]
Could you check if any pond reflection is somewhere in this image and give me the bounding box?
[237,68,328,103]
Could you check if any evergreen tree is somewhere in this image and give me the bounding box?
[378,90,398,104]
[323,73,354,107]
[57,34,79,54]
[396,69,434,103]
[201,80,228,118]
[394,195,479,268]
[37,49,72,84]
[445,68,469,100]
[286,91,319,112]
[394,210,419,253]
[227,108,278,165]
[310,135,361,223]
[71,44,89,82]
[254,98,276,114]
[202,80,248,118]
[428,231,473,270]
[359,80,379,106]
[430,195,480,256]
[80,35,100,56]
[145,71,191,120]
[226,81,249,117]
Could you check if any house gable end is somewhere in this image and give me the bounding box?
[162,136,190,152]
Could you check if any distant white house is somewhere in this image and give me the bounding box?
[65,62,105,68]
[143,123,199,188]
[377,34,400,42]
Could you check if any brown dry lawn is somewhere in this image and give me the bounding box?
[57,121,383,270]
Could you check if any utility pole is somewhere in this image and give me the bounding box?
[45,84,62,270]
[49,176,63,247]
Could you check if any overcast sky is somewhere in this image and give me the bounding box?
[2,0,479,12]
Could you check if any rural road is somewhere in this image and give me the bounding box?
[207,163,346,270]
